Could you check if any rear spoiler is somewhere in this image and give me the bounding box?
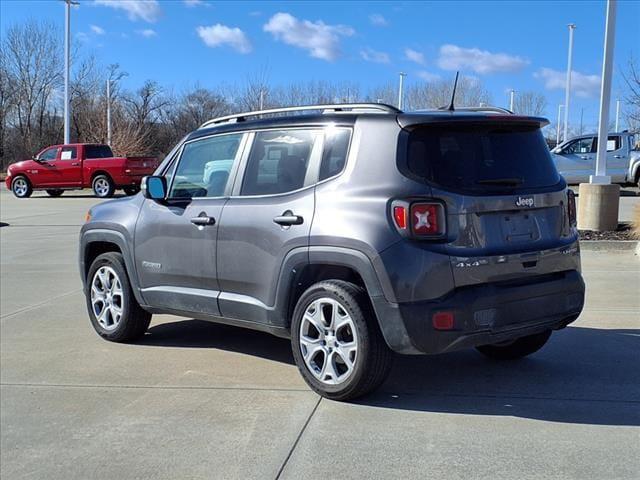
[397,113,549,129]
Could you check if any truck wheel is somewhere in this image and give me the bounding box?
[476,330,552,360]
[85,252,151,343]
[123,186,140,196]
[11,176,33,198]
[92,174,115,198]
[46,189,64,197]
[291,280,393,401]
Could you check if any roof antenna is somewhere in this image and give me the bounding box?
[443,71,459,111]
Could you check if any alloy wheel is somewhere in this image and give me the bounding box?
[90,266,124,331]
[299,297,358,385]
[13,178,28,197]
[94,178,110,197]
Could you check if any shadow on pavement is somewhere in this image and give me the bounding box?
[139,321,639,426]
[139,319,295,365]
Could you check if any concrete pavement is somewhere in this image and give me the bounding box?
[1,186,639,479]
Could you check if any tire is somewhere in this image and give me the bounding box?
[123,186,140,196]
[291,280,393,401]
[46,189,64,197]
[85,252,151,342]
[11,176,33,198]
[476,330,552,360]
[92,174,115,198]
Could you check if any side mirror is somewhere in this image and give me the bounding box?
[141,176,167,200]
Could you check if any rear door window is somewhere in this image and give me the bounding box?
[405,123,561,194]
[592,135,621,152]
[85,145,114,159]
[241,129,321,195]
[60,146,77,160]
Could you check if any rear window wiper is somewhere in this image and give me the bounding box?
[476,177,523,186]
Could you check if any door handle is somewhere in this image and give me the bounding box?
[190,212,215,226]
[613,155,623,159]
[273,212,304,226]
[71,162,80,166]
[580,156,589,160]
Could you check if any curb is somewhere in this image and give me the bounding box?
[580,240,639,252]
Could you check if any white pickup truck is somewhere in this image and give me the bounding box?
[551,131,639,186]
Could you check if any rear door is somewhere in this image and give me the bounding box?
[54,146,82,186]
[216,128,322,323]
[592,135,627,182]
[553,137,595,184]
[134,132,247,315]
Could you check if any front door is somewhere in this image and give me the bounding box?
[32,146,60,186]
[554,137,595,184]
[216,128,322,324]
[134,132,247,316]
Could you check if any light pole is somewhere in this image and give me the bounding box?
[62,0,79,144]
[398,72,406,110]
[615,99,620,131]
[563,23,576,143]
[509,90,515,112]
[556,104,564,145]
[578,0,619,232]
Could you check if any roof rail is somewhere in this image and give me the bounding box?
[453,106,514,114]
[199,103,401,129]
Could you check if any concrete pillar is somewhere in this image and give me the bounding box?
[577,183,620,231]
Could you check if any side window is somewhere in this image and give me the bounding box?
[60,146,77,160]
[39,147,58,161]
[168,133,243,199]
[592,136,621,152]
[564,138,593,155]
[241,129,321,195]
[85,145,114,159]
[319,128,351,181]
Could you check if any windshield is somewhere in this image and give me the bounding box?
[405,123,561,194]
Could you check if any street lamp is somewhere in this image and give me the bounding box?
[563,23,576,143]
[398,72,406,110]
[615,99,620,131]
[509,89,515,112]
[62,0,79,144]
[556,104,564,145]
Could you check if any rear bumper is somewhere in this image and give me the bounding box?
[372,270,585,354]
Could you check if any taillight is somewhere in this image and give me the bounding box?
[411,202,445,236]
[391,200,446,238]
[567,189,576,227]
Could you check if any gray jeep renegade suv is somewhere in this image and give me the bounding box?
[79,103,585,401]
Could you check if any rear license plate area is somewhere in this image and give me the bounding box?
[501,213,536,243]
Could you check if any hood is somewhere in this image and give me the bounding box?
[9,159,38,171]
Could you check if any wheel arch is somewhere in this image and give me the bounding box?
[80,229,145,305]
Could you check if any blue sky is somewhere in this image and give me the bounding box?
[1,0,639,130]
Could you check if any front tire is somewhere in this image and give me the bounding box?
[11,176,32,198]
[476,330,552,360]
[85,252,151,342]
[46,189,64,197]
[291,280,393,401]
[92,174,115,198]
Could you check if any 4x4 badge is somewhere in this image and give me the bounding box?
[515,196,534,208]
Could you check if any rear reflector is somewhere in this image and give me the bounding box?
[432,311,455,330]
[393,206,407,230]
[411,203,445,236]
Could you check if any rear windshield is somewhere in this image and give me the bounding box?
[85,145,114,159]
[405,123,561,194]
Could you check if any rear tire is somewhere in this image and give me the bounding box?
[46,189,64,197]
[291,280,393,401]
[123,186,140,196]
[92,174,115,198]
[476,330,552,360]
[11,176,32,198]
[85,252,151,342]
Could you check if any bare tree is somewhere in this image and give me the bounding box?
[621,54,640,132]
[405,76,492,111]
[513,91,547,116]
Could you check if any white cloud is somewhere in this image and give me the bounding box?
[360,48,390,64]
[136,29,157,38]
[90,24,105,35]
[263,12,354,61]
[94,0,161,23]
[197,24,252,54]
[535,67,601,98]
[369,14,388,27]
[417,71,442,82]
[405,48,425,66]
[183,0,205,6]
[437,44,529,74]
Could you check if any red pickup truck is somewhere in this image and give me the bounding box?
[5,143,158,198]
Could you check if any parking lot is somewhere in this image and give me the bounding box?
[1,186,639,480]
